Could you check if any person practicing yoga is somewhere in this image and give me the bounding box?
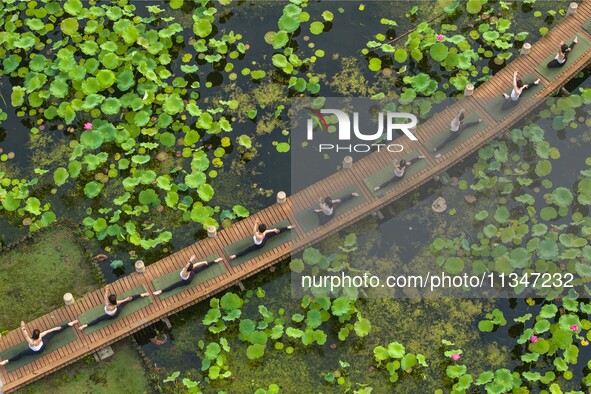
[78,284,149,331]
[313,192,360,224]
[547,37,578,68]
[374,156,426,191]
[153,255,224,295]
[501,71,540,110]
[229,218,294,260]
[0,319,78,366]
[433,109,482,153]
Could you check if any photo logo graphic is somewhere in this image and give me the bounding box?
[305,108,418,153]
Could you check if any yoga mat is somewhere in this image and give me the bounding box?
[78,285,152,334]
[534,35,591,80]
[151,254,225,300]
[224,219,294,266]
[423,112,489,155]
[583,18,591,35]
[363,151,429,197]
[294,184,365,233]
[0,321,77,372]
[484,74,545,122]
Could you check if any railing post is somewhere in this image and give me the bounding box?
[567,2,578,15]
[519,43,531,56]
[135,260,146,273]
[463,84,474,97]
[342,156,353,169]
[207,226,217,238]
[276,191,286,204]
[63,293,75,306]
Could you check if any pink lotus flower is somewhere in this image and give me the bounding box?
[530,335,538,343]
[451,353,460,361]
[437,34,445,41]
[84,122,93,130]
[570,324,579,332]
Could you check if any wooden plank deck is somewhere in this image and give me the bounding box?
[2,3,591,392]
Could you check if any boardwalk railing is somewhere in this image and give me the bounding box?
[2,2,591,392]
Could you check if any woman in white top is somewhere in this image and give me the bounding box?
[433,109,482,153]
[313,192,360,225]
[153,255,223,295]
[547,37,577,68]
[0,319,78,366]
[374,156,426,191]
[501,71,540,110]
[229,218,294,260]
[78,284,149,331]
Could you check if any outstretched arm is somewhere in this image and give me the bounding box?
[252,218,260,234]
[102,285,110,306]
[512,71,519,91]
[20,321,33,345]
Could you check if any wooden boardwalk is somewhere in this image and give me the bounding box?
[2,3,591,392]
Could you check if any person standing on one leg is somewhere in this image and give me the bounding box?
[0,319,78,366]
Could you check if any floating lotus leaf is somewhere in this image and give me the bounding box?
[278,15,299,33]
[80,129,104,150]
[575,262,591,277]
[400,353,416,370]
[53,167,69,186]
[429,42,448,62]
[368,58,382,72]
[310,21,324,35]
[540,207,557,221]
[475,371,494,385]
[101,98,121,115]
[289,259,304,273]
[193,18,213,37]
[550,187,573,208]
[60,18,79,36]
[220,292,243,311]
[494,206,510,223]
[68,161,82,178]
[163,94,184,115]
[394,49,408,63]
[96,70,116,89]
[84,181,103,198]
[238,135,252,148]
[272,53,289,68]
[272,30,289,49]
[535,160,552,177]
[354,317,371,337]
[446,365,467,379]
[509,248,530,268]
[536,239,558,260]
[306,309,322,329]
[24,197,41,216]
[246,344,265,360]
[115,70,134,91]
[445,257,464,274]
[539,304,557,318]
[239,319,256,336]
[185,172,206,188]
[138,189,160,206]
[303,248,322,265]
[466,0,482,13]
[276,142,290,152]
[64,0,83,15]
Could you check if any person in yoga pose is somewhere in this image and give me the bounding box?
[0,319,78,366]
[313,192,360,224]
[78,284,149,331]
[374,156,426,191]
[433,109,482,153]
[153,255,224,295]
[547,37,577,68]
[229,218,294,260]
[501,71,540,110]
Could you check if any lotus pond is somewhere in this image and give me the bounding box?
[1,0,591,393]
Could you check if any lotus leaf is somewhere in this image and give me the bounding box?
[446,365,467,378]
[550,187,573,208]
[354,317,371,337]
[53,167,69,186]
[310,21,324,35]
[84,181,103,198]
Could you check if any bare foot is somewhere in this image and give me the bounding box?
[0,360,8,366]
[68,320,79,327]
[140,292,150,297]
[214,257,223,263]
[287,225,295,230]
[78,325,88,331]
[433,147,438,152]
[230,255,236,260]
[502,93,509,99]
[534,79,540,85]
[374,186,380,191]
[352,192,359,197]
[153,290,163,296]
[478,119,482,123]
[574,36,578,44]
[418,155,426,159]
